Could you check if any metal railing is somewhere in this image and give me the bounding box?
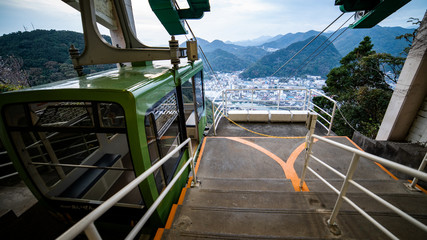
[57,138,196,240]
[0,148,18,181]
[409,153,427,189]
[299,133,427,239]
[210,92,225,136]
[210,88,337,135]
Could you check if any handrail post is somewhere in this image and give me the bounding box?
[277,90,281,110]
[188,140,198,187]
[299,113,317,190]
[224,90,228,115]
[410,153,427,189]
[328,153,360,227]
[303,89,308,111]
[212,99,217,136]
[84,223,102,240]
[251,89,254,110]
[328,102,337,136]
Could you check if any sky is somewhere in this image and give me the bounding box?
[0,0,426,46]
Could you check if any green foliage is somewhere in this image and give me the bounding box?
[320,36,402,138]
[0,30,115,86]
[396,17,421,54]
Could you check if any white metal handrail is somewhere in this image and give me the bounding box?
[299,134,427,239]
[57,138,195,240]
[210,92,225,136]
[220,88,337,135]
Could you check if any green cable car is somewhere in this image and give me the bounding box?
[0,60,206,228]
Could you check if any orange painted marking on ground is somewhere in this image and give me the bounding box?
[165,204,178,229]
[345,136,364,151]
[407,179,427,195]
[345,136,400,180]
[178,187,188,205]
[187,176,193,187]
[286,139,319,192]
[154,228,164,240]
[194,137,207,174]
[225,137,306,192]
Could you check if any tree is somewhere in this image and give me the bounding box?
[0,55,29,92]
[315,36,403,138]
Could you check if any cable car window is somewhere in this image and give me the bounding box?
[145,93,182,193]
[31,102,94,128]
[2,101,143,206]
[181,71,205,121]
[99,102,126,128]
[194,71,205,119]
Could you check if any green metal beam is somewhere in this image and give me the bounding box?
[335,0,412,28]
[149,0,210,35]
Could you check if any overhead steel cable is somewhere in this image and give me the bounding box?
[296,24,352,75]
[291,13,355,77]
[269,12,346,77]
[176,2,223,91]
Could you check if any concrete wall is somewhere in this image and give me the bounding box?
[376,12,427,142]
[407,96,427,146]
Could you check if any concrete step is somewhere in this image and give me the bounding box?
[183,189,427,215]
[198,177,295,192]
[304,179,416,194]
[163,204,427,239]
[198,177,416,194]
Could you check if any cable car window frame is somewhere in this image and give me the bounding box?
[144,90,185,193]
[2,101,143,206]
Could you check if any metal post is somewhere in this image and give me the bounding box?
[299,113,317,190]
[212,99,216,136]
[251,89,254,110]
[410,153,427,188]
[328,102,337,136]
[277,90,281,110]
[299,134,314,190]
[84,223,102,240]
[328,153,360,226]
[303,89,308,110]
[189,140,198,187]
[224,91,228,115]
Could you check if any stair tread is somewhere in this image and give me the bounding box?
[198,177,295,192]
[165,204,427,239]
[183,188,427,214]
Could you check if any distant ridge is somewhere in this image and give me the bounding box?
[241,35,342,78]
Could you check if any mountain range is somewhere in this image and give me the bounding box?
[197,25,414,77]
[0,25,414,85]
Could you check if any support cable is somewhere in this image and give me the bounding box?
[291,13,355,77]
[294,17,356,76]
[270,12,345,77]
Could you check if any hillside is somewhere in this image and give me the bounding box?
[0,30,114,86]
[204,49,251,72]
[257,26,412,56]
[197,38,268,66]
[241,35,342,78]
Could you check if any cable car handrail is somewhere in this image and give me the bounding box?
[56,138,195,240]
[299,134,427,239]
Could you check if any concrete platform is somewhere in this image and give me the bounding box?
[159,126,427,239]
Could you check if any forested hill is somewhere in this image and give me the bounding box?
[0,30,114,86]
[241,35,342,78]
